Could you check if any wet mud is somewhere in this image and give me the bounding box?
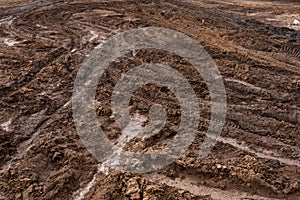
[0,0,299,199]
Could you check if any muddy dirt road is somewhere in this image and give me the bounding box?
[0,0,299,199]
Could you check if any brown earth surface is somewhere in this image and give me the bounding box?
[0,0,300,199]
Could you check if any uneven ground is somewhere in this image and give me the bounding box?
[0,0,300,199]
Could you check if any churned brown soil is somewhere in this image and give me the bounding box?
[0,0,299,199]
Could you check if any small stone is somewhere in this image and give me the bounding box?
[293,19,300,25]
[216,164,222,169]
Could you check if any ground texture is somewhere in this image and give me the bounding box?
[0,0,299,199]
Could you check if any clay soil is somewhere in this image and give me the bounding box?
[0,0,299,199]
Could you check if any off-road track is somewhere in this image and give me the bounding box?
[0,0,299,199]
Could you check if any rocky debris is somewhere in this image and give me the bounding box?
[120,173,211,200]
[80,171,212,200]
